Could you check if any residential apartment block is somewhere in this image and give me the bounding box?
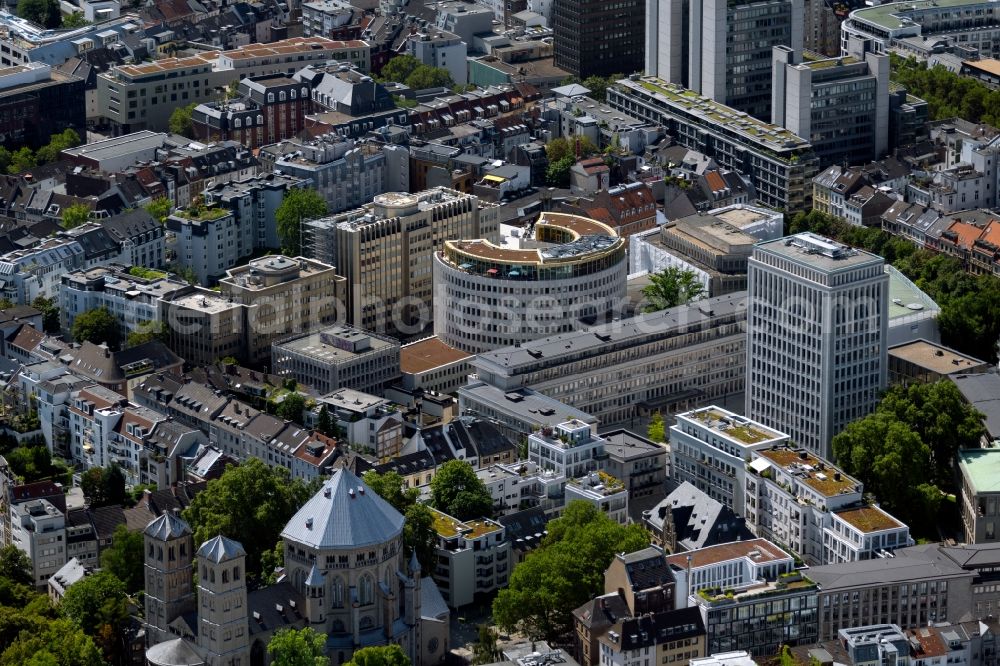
[746,444,912,564]
[471,292,747,426]
[429,508,510,608]
[317,388,404,458]
[202,173,305,250]
[608,78,818,211]
[666,539,796,604]
[669,406,788,516]
[305,188,497,335]
[746,232,888,459]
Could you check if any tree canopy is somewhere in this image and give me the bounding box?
[168,103,197,138]
[145,196,173,224]
[493,501,649,640]
[183,459,315,581]
[275,393,306,423]
[17,0,61,29]
[545,136,598,163]
[71,307,121,351]
[380,55,454,90]
[581,74,623,103]
[31,296,60,334]
[891,53,1000,126]
[80,464,127,508]
[430,459,493,520]
[276,188,328,256]
[647,412,665,443]
[61,204,91,230]
[100,524,144,594]
[267,627,329,666]
[59,570,132,665]
[346,645,411,666]
[832,380,984,534]
[362,470,435,572]
[641,267,705,312]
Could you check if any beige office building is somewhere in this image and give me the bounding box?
[218,255,345,364]
[304,187,498,337]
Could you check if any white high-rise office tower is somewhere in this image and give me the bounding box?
[645,0,803,120]
[745,232,888,458]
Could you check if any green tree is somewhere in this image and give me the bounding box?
[642,267,705,312]
[346,645,411,666]
[59,570,132,664]
[17,0,61,28]
[0,148,11,174]
[379,54,421,84]
[362,470,419,513]
[168,103,197,138]
[404,64,453,90]
[31,296,60,334]
[0,617,103,666]
[145,196,173,224]
[545,155,576,187]
[267,627,329,666]
[545,136,598,163]
[316,405,333,437]
[430,459,493,520]
[403,503,436,573]
[276,188,328,255]
[61,11,90,27]
[260,541,285,585]
[582,74,622,103]
[79,465,127,508]
[0,546,32,587]
[71,307,121,350]
[876,381,985,486]
[473,625,499,665]
[99,525,144,594]
[126,321,168,348]
[493,501,649,640]
[36,129,82,164]
[276,393,306,423]
[647,411,665,443]
[183,458,313,580]
[7,147,37,175]
[61,203,91,229]
[225,79,241,100]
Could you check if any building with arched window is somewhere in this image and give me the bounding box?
[143,469,450,666]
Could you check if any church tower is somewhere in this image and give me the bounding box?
[143,512,195,646]
[304,563,326,627]
[196,536,250,666]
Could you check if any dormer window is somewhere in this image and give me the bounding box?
[290,89,296,99]
[267,93,275,103]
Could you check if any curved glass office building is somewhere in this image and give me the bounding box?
[433,212,627,353]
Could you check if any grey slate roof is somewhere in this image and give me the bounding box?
[197,535,246,563]
[145,637,205,666]
[420,577,449,621]
[647,481,753,551]
[280,468,405,549]
[144,512,192,540]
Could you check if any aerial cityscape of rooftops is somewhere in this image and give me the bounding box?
[5,0,1000,663]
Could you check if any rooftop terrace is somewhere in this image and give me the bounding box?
[430,508,502,539]
[688,407,784,445]
[834,505,904,533]
[755,446,859,497]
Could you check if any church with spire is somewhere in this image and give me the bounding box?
[143,468,451,666]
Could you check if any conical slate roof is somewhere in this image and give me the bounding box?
[305,563,325,587]
[144,512,192,540]
[197,535,246,563]
[281,468,404,549]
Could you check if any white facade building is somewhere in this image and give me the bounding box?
[745,232,888,459]
[669,406,788,516]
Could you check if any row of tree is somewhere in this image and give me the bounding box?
[891,53,1000,126]
[0,128,83,176]
[379,55,456,92]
